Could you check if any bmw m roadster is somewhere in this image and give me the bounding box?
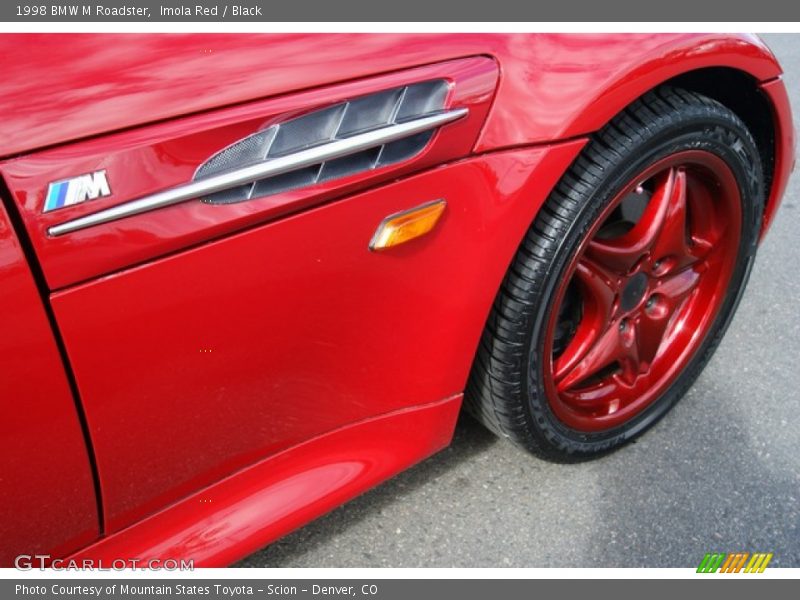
[0,33,793,566]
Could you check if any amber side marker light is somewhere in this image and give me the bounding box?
[369,199,447,251]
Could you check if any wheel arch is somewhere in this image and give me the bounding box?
[660,66,789,239]
[569,66,792,241]
[476,35,792,239]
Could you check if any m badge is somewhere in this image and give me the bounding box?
[44,170,111,212]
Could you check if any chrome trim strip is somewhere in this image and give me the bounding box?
[48,108,468,237]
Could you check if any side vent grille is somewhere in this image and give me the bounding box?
[195,80,450,204]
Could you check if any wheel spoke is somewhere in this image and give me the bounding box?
[559,380,619,412]
[558,317,644,392]
[585,237,643,276]
[637,268,700,368]
[685,179,718,261]
[585,170,680,274]
[557,324,621,391]
[554,256,620,381]
[588,168,709,279]
[554,318,605,382]
[574,256,618,319]
[616,321,641,386]
[658,267,701,306]
[637,309,670,368]
[649,167,695,269]
[688,238,714,262]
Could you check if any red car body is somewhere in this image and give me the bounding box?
[0,33,793,567]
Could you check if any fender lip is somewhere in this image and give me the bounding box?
[475,33,786,153]
[759,76,795,241]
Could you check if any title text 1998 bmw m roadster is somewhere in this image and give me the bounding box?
[0,33,793,567]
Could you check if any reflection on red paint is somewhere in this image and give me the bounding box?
[71,396,461,566]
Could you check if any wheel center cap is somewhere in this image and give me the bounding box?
[621,272,648,312]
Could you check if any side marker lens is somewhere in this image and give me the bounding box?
[369,199,446,251]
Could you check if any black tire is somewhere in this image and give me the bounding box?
[465,86,764,461]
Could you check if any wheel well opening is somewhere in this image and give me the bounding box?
[664,67,776,212]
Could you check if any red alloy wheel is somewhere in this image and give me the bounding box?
[543,150,743,432]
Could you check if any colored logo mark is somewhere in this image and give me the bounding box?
[697,552,773,573]
[44,170,111,212]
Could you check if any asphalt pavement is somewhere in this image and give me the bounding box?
[238,33,800,568]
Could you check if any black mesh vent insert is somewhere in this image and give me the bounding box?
[195,79,450,204]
